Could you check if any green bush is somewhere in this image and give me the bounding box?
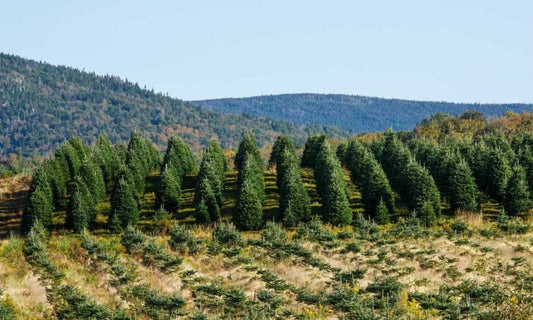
[213,223,242,247]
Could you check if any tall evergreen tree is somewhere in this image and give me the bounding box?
[360,158,395,223]
[301,135,326,168]
[66,176,95,232]
[79,159,106,203]
[504,165,531,216]
[194,146,224,224]
[21,187,54,233]
[404,161,440,225]
[446,158,478,212]
[93,133,120,187]
[156,165,181,214]
[235,132,263,172]
[234,156,264,230]
[278,148,311,226]
[162,136,197,183]
[314,139,352,226]
[109,176,139,231]
[269,135,297,188]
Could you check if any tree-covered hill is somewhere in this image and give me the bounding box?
[193,93,533,133]
[0,53,344,156]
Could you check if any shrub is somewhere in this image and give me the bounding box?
[213,223,242,247]
[168,223,201,254]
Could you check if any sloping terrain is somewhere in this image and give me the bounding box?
[0,53,344,156]
[193,94,533,133]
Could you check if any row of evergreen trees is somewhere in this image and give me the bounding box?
[22,129,533,234]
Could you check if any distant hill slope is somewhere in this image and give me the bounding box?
[0,54,344,156]
[193,94,533,133]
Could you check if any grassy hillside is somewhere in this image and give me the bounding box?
[1,168,532,319]
[0,53,344,156]
[193,94,533,133]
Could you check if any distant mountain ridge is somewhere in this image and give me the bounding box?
[193,94,533,133]
[0,53,344,156]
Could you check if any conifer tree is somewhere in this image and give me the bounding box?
[269,135,296,188]
[447,158,478,212]
[54,142,82,179]
[21,167,55,232]
[375,198,390,225]
[360,159,395,223]
[504,165,531,216]
[485,147,511,201]
[21,187,54,233]
[405,161,440,225]
[278,149,311,226]
[162,136,196,183]
[79,159,106,203]
[194,149,224,224]
[109,176,139,231]
[235,132,263,172]
[234,157,263,230]
[156,165,181,214]
[314,139,352,226]
[301,135,326,168]
[94,133,120,186]
[66,176,95,232]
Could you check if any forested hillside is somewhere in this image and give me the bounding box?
[0,53,344,156]
[193,93,533,133]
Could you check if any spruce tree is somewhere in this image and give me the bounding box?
[109,176,139,231]
[278,149,311,226]
[156,166,181,214]
[234,133,265,230]
[21,187,54,233]
[485,147,511,201]
[79,159,106,203]
[375,198,390,225]
[194,151,223,223]
[405,161,440,225]
[235,132,263,172]
[314,139,352,226]
[66,177,95,232]
[447,158,478,212]
[301,135,326,168]
[94,133,120,186]
[269,135,297,188]
[360,159,395,222]
[162,136,197,183]
[504,165,531,216]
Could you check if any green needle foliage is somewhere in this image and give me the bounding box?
[66,176,96,232]
[504,164,531,216]
[109,176,139,231]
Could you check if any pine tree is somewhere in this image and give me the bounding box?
[235,132,263,172]
[109,176,139,231]
[54,142,81,179]
[375,198,390,225]
[269,135,295,168]
[278,149,311,226]
[66,177,95,232]
[21,187,54,233]
[360,159,395,222]
[162,136,197,183]
[314,139,352,226]
[21,167,55,232]
[405,161,440,225]
[156,166,181,214]
[79,159,106,203]
[269,135,297,188]
[94,133,120,186]
[234,138,265,230]
[234,177,263,231]
[485,147,511,201]
[504,165,531,216]
[301,135,326,168]
[447,158,478,212]
[194,153,223,224]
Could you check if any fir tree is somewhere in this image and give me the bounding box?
[301,135,326,168]
[504,165,531,216]
[21,187,54,233]
[156,166,181,214]
[375,198,390,225]
[66,177,95,232]
[360,159,395,222]
[235,132,263,172]
[278,149,311,226]
[79,159,106,203]
[447,158,478,212]
[234,177,263,231]
[109,176,139,231]
[314,139,352,226]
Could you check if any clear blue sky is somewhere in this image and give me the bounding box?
[1,0,532,103]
